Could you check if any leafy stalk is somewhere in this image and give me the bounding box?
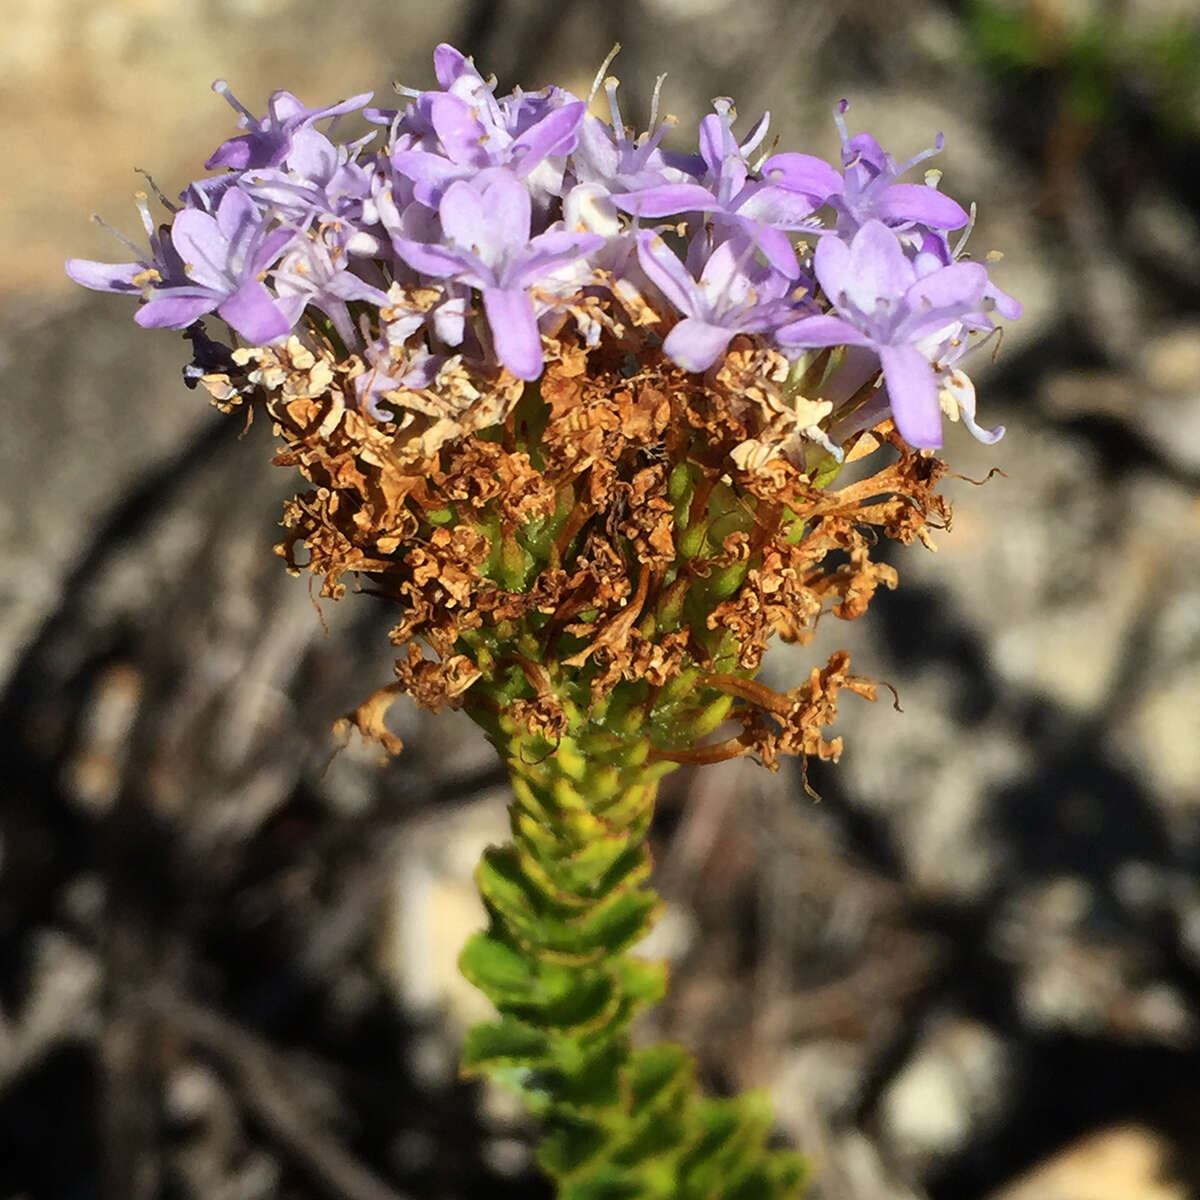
[458,702,807,1199]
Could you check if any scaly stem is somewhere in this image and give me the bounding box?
[459,709,807,1199]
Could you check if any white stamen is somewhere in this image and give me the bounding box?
[589,43,622,104]
[211,79,256,124]
[648,72,667,131]
[952,201,978,259]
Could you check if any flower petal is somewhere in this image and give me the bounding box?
[843,220,914,314]
[217,277,293,343]
[876,183,969,230]
[510,102,585,174]
[482,286,543,379]
[65,258,143,293]
[135,292,219,329]
[775,313,873,350]
[613,183,720,218]
[662,317,736,373]
[170,209,229,291]
[437,179,487,249]
[392,236,485,284]
[635,232,699,318]
[879,343,941,448]
[761,153,842,202]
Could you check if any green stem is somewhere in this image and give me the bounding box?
[459,712,807,1199]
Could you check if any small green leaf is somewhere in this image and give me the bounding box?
[628,1045,692,1115]
[458,932,539,998]
[538,1118,611,1177]
[460,1018,552,1071]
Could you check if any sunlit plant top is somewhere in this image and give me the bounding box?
[67,46,1022,1198]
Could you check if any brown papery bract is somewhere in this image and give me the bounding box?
[200,306,952,770]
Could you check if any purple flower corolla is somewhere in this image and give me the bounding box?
[613,100,816,278]
[914,230,1023,323]
[206,81,372,171]
[66,192,189,298]
[392,169,604,379]
[570,76,686,196]
[776,220,994,448]
[241,127,374,233]
[391,90,584,213]
[272,228,391,349]
[135,186,296,342]
[389,44,584,213]
[828,103,969,237]
[637,230,795,373]
[355,339,446,421]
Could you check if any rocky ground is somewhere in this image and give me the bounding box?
[3,1,1200,1197]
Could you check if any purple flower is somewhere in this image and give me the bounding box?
[240,127,374,232]
[776,220,994,448]
[355,338,446,421]
[569,76,685,196]
[391,90,585,214]
[636,230,796,372]
[66,192,189,299]
[136,186,297,342]
[612,100,816,278]
[392,169,603,379]
[206,81,372,171]
[272,227,391,349]
[828,103,969,237]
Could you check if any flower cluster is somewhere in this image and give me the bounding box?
[68,44,1018,452]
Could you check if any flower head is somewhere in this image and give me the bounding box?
[68,44,1019,459]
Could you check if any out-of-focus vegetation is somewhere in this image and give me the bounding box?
[967,0,1200,135]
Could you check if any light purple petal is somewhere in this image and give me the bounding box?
[761,153,842,202]
[481,171,532,246]
[135,292,219,329]
[635,233,699,318]
[65,258,142,293]
[720,217,799,279]
[775,313,874,350]
[436,180,488,249]
[217,278,293,343]
[482,286,543,379]
[810,233,853,306]
[734,185,823,229]
[431,94,490,165]
[250,227,297,275]
[662,318,736,373]
[390,150,464,206]
[879,343,941,448]
[285,127,338,181]
[205,134,256,172]
[505,231,604,289]
[876,183,969,230]
[906,261,987,306]
[987,282,1022,321]
[392,236,485,283]
[433,43,472,89]
[321,270,391,305]
[170,210,229,291]
[510,102,585,173]
[698,111,737,182]
[267,90,309,124]
[612,183,721,218]
[214,186,261,244]
[573,116,620,180]
[841,220,914,315]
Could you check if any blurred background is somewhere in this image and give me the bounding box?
[4,0,1200,1196]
